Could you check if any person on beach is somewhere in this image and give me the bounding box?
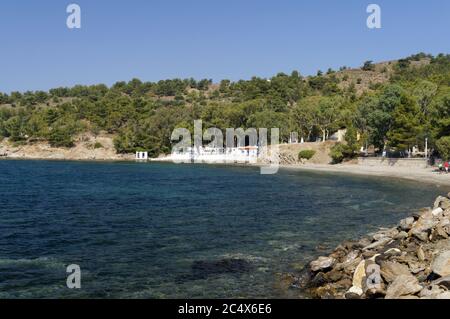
[445,161,449,174]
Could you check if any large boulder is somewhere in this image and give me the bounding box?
[432,276,450,289]
[380,261,412,283]
[363,237,392,251]
[419,285,446,298]
[399,217,415,231]
[343,250,360,264]
[440,218,450,230]
[435,219,450,239]
[431,250,450,277]
[435,292,450,299]
[409,213,438,241]
[352,260,366,292]
[444,209,450,218]
[384,248,402,257]
[363,261,386,298]
[434,196,450,210]
[407,260,426,275]
[372,228,398,241]
[395,231,408,240]
[432,207,444,218]
[385,274,422,299]
[433,225,449,240]
[335,251,361,275]
[310,256,335,273]
[345,286,363,299]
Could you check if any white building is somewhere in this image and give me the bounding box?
[135,151,148,160]
[169,146,258,164]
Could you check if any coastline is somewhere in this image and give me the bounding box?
[3,136,448,187]
[2,151,450,187]
[279,163,450,187]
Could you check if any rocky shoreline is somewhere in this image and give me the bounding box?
[0,136,134,162]
[293,194,450,299]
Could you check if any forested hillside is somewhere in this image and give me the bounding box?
[1,53,450,159]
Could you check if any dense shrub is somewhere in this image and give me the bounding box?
[48,127,74,147]
[330,143,353,164]
[298,150,316,160]
[436,136,450,160]
[330,126,361,163]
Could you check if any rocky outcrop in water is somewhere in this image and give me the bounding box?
[297,194,450,299]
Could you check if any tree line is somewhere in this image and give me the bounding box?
[0,53,449,160]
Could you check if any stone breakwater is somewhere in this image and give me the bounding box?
[296,195,450,299]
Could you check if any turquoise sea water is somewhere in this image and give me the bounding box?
[0,160,446,298]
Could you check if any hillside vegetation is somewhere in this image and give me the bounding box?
[1,53,450,159]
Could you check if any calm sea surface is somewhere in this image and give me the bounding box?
[0,160,447,298]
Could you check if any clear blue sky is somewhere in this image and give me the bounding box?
[1,0,449,93]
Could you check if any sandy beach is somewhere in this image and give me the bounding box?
[280,163,450,187]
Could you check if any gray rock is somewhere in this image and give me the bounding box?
[335,251,361,273]
[310,256,335,272]
[435,292,450,299]
[345,286,363,298]
[421,291,450,299]
[412,231,429,242]
[384,248,402,257]
[434,238,450,251]
[335,256,362,275]
[444,209,450,218]
[363,237,392,251]
[365,284,386,299]
[417,246,425,262]
[399,217,415,231]
[419,285,445,298]
[407,261,426,274]
[409,214,438,241]
[434,196,450,210]
[438,218,450,231]
[379,228,399,238]
[395,231,409,240]
[373,233,389,241]
[434,225,449,239]
[352,260,366,290]
[414,208,432,219]
[433,219,450,240]
[432,207,444,218]
[343,250,360,264]
[358,237,372,248]
[431,251,450,277]
[432,276,450,289]
[363,261,385,298]
[324,269,345,282]
[380,261,411,283]
[385,274,422,299]
[310,272,328,287]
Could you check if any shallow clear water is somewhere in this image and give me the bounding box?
[0,160,447,298]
